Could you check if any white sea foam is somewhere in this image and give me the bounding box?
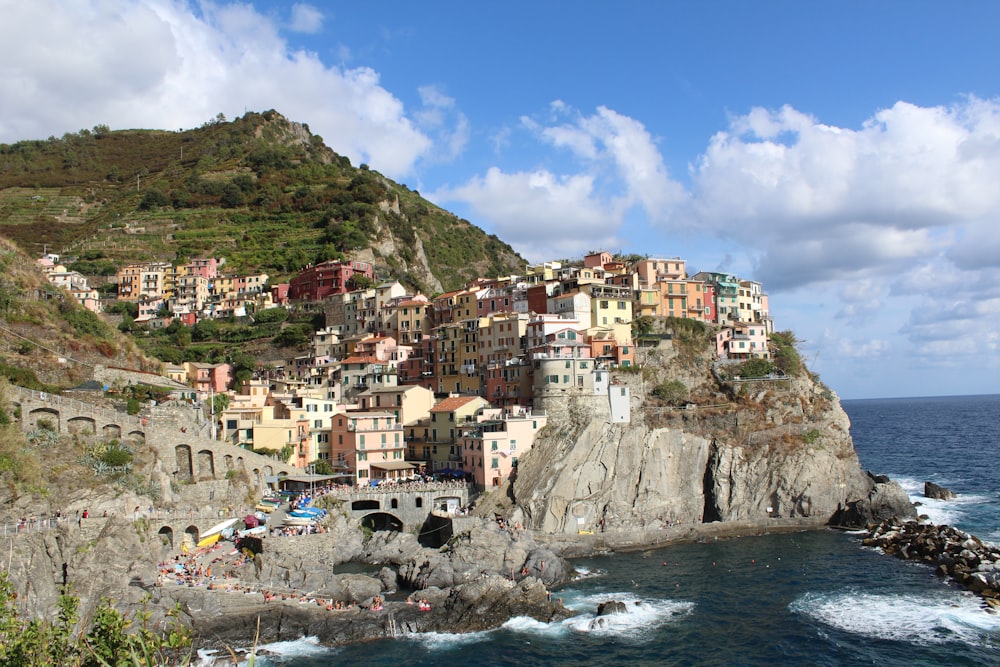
[193,636,335,666]
[791,590,1000,646]
[570,565,605,580]
[257,635,335,659]
[555,590,694,639]
[891,475,993,527]
[405,628,493,649]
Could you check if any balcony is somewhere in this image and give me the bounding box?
[347,422,403,432]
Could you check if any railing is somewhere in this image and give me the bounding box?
[347,423,403,432]
[325,480,471,497]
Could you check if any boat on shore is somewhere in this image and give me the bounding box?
[282,517,316,527]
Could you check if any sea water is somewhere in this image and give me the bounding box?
[245,394,1000,666]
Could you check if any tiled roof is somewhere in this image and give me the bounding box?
[430,395,484,413]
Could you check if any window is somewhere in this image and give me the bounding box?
[359,435,365,448]
[491,457,499,469]
[580,361,588,369]
[358,452,367,461]
[491,441,498,451]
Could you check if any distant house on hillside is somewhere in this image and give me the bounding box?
[288,260,375,301]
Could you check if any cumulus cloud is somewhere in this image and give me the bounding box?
[288,3,323,33]
[689,99,1000,273]
[438,103,686,262]
[431,167,623,262]
[0,0,432,178]
[414,85,469,162]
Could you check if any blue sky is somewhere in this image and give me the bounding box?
[2,1,1000,400]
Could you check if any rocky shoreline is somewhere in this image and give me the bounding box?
[148,516,575,649]
[863,520,1000,611]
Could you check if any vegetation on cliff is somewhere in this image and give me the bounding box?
[0,110,524,293]
[0,238,157,389]
[0,571,192,667]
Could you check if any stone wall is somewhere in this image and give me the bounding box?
[9,386,298,499]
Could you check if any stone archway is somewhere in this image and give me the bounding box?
[28,407,60,432]
[182,525,199,552]
[196,449,215,480]
[102,423,122,439]
[352,499,380,511]
[360,512,403,532]
[224,454,234,470]
[175,445,193,482]
[67,416,96,434]
[158,526,174,548]
[127,430,146,446]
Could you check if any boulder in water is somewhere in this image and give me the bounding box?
[596,600,628,616]
[924,481,956,500]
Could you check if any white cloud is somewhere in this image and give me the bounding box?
[439,103,687,262]
[288,3,323,34]
[431,167,623,262]
[0,0,432,178]
[414,85,469,162]
[689,99,1000,263]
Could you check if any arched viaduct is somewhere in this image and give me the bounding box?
[9,386,298,491]
[339,486,470,532]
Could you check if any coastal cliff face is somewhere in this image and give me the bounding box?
[502,339,910,534]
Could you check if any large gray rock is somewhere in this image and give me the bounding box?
[833,472,917,528]
[596,600,628,616]
[507,371,875,534]
[924,481,956,500]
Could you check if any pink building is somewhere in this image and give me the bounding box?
[329,411,408,485]
[461,406,548,488]
[186,258,219,280]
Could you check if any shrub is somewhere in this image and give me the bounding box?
[736,358,775,379]
[653,379,690,405]
[770,331,803,376]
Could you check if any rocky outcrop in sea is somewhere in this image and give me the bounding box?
[863,520,1000,610]
[500,349,914,535]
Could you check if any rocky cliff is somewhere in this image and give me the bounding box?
[495,335,914,536]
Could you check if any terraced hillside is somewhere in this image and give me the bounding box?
[0,110,523,293]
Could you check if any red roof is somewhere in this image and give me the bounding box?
[430,395,484,413]
[342,355,377,365]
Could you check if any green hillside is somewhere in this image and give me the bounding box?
[0,110,524,293]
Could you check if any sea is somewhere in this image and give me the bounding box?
[223,394,1000,666]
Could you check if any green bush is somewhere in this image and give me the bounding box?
[0,571,193,666]
[254,306,289,324]
[653,379,690,405]
[769,331,802,376]
[737,358,775,379]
